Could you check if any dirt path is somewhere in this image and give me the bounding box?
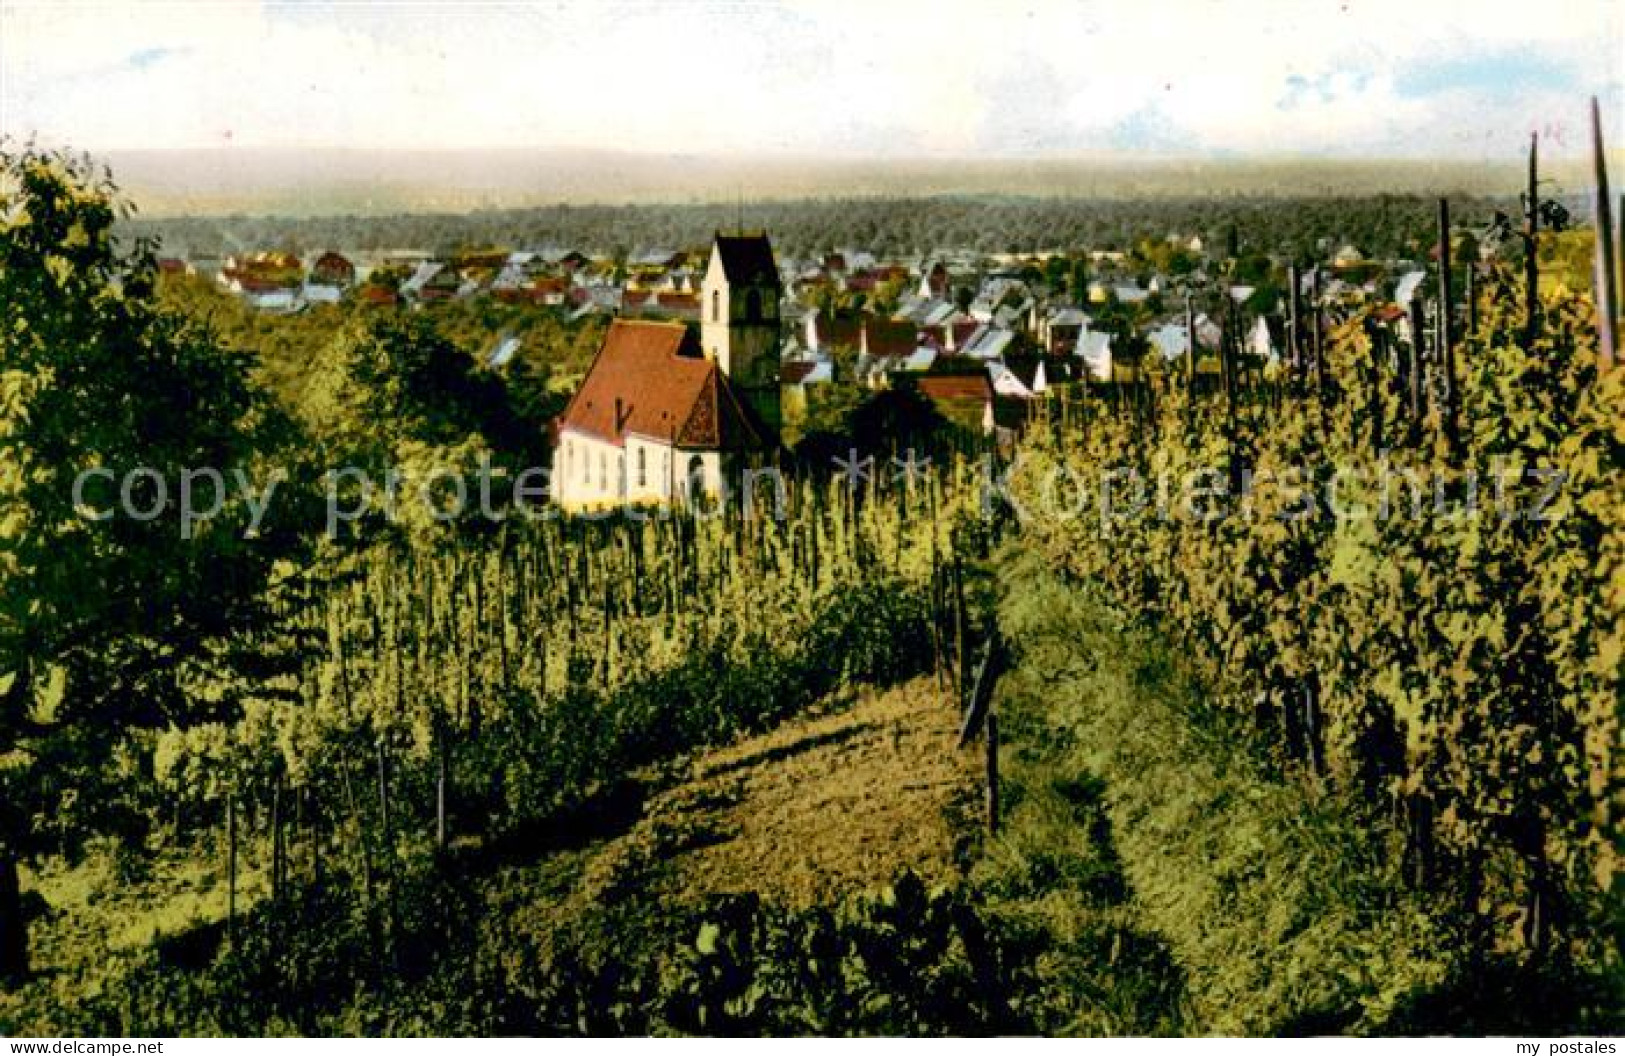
[584,676,980,908]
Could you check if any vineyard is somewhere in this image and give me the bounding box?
[148,469,984,876]
[1006,247,1622,1013]
[1,131,1622,1036]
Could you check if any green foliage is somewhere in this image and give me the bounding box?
[126,192,1487,263]
[302,313,532,465]
[1,465,1002,1034]
[21,860,1025,1036]
[995,552,1445,1033]
[0,147,302,878]
[1005,262,1622,1018]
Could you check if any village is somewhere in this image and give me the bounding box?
[162,225,1460,508]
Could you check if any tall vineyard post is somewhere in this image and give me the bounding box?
[1592,96,1619,370]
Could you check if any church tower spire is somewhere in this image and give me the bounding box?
[701,231,782,432]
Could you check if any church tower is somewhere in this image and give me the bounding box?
[701,232,782,432]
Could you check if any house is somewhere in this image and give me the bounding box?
[309,251,356,288]
[487,334,522,369]
[414,266,465,303]
[219,250,303,306]
[780,357,834,419]
[244,287,304,314]
[304,252,354,304]
[968,277,1026,323]
[549,319,774,510]
[893,296,958,328]
[898,345,939,373]
[859,318,917,361]
[943,318,983,353]
[997,353,1080,396]
[915,374,994,435]
[918,261,949,300]
[854,318,921,388]
[1394,270,1427,306]
[648,291,702,320]
[1077,331,1114,381]
[991,360,1045,399]
[1194,313,1224,352]
[575,282,624,314]
[804,309,863,355]
[1247,317,1285,361]
[959,326,1016,361]
[1038,307,1091,354]
[993,300,1031,330]
[357,283,398,308]
[400,261,445,300]
[781,358,834,388]
[1148,323,1191,364]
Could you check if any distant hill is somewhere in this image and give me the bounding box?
[100,147,1595,218]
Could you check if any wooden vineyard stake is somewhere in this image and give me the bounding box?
[1311,267,1327,397]
[957,631,1004,748]
[1288,263,1302,376]
[1407,297,1425,423]
[952,553,968,707]
[1591,96,1618,372]
[1184,294,1197,408]
[270,776,284,902]
[1438,198,1458,450]
[1465,261,1477,340]
[1526,131,1541,343]
[985,712,1001,837]
[226,791,237,949]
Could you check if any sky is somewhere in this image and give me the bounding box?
[1,0,1621,160]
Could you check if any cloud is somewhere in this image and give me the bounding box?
[126,46,186,71]
[1393,48,1579,101]
[1104,104,1193,153]
[1,0,1619,159]
[1278,67,1376,111]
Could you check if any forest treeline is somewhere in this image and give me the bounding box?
[125,193,1513,262]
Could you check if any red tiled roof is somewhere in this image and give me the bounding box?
[557,320,770,451]
[812,311,862,349]
[781,360,819,384]
[312,251,354,279]
[864,318,918,358]
[917,374,993,404]
[238,276,296,293]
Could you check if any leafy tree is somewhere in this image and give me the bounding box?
[0,148,303,984]
[302,313,535,469]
